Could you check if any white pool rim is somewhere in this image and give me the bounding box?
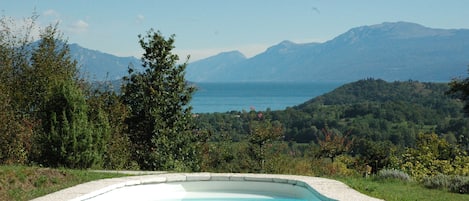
[32,173,383,201]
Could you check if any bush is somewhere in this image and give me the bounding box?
[449,175,469,194]
[422,174,450,189]
[423,174,469,194]
[377,169,412,182]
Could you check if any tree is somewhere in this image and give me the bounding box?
[248,113,283,172]
[400,133,469,180]
[30,26,103,168]
[0,14,38,165]
[448,69,469,115]
[122,29,199,171]
[316,127,352,163]
[37,80,97,168]
[448,69,469,150]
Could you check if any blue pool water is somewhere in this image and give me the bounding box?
[179,199,308,201]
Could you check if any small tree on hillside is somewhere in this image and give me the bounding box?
[248,113,283,172]
[121,29,199,171]
[316,127,352,163]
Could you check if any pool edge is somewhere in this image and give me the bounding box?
[31,173,383,201]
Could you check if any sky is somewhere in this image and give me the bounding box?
[2,0,469,62]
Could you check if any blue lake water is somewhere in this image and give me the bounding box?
[191,82,343,113]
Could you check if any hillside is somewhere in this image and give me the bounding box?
[186,22,469,82]
[195,79,467,147]
[273,79,466,143]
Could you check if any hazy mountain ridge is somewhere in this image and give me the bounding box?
[69,44,141,81]
[186,22,469,82]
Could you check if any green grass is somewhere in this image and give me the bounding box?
[0,165,125,201]
[334,176,469,201]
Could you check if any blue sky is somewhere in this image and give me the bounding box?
[2,0,469,61]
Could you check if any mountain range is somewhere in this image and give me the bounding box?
[69,21,469,82]
[185,22,469,82]
[69,44,141,81]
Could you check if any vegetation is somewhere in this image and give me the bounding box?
[121,29,202,171]
[0,165,123,201]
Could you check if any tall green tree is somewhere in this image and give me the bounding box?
[30,26,102,168]
[37,80,97,168]
[447,69,469,149]
[122,29,199,171]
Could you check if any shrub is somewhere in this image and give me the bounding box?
[422,174,451,189]
[422,174,469,194]
[449,175,469,194]
[377,169,412,182]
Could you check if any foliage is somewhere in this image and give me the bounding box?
[315,128,352,163]
[448,69,469,115]
[25,26,108,169]
[352,139,398,173]
[423,174,469,194]
[0,87,33,164]
[121,29,200,171]
[0,14,37,165]
[35,80,98,168]
[248,112,283,172]
[86,85,136,170]
[377,169,412,182]
[399,133,469,181]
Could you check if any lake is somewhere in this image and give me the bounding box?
[191,82,343,113]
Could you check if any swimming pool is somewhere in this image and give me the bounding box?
[81,181,327,201]
[75,174,336,201]
[50,173,384,201]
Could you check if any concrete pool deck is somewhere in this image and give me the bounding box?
[31,172,383,201]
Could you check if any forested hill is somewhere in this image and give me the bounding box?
[270,79,466,145]
[298,78,455,108]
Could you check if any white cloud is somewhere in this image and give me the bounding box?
[68,19,89,34]
[136,14,145,24]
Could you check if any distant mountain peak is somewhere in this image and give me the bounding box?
[266,40,297,54]
[336,21,453,43]
[215,50,246,59]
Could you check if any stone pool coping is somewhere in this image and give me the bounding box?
[31,173,383,201]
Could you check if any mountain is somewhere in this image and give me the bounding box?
[69,44,141,81]
[186,22,469,82]
[185,50,246,82]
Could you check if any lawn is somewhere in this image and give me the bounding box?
[0,165,124,201]
[335,176,469,201]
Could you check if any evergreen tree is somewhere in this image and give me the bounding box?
[30,26,101,168]
[122,29,199,171]
[38,80,97,168]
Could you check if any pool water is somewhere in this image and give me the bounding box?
[178,199,307,201]
[82,181,329,201]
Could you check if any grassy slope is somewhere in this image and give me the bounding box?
[0,165,124,201]
[335,176,469,201]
